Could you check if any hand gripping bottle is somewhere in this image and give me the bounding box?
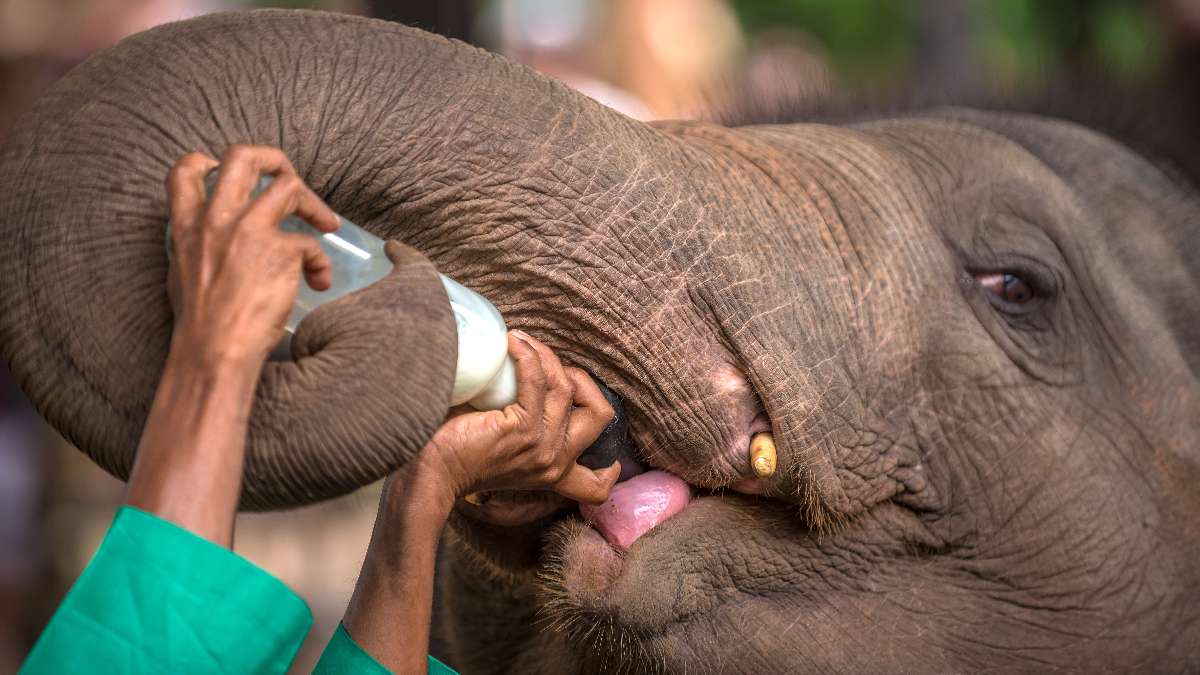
[167,172,517,410]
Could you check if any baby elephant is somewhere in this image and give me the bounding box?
[0,10,1197,674]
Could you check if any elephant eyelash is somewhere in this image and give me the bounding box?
[975,272,1035,306]
[965,256,1059,322]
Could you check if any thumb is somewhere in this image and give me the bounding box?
[554,461,621,505]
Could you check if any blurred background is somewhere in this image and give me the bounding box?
[1,0,1198,671]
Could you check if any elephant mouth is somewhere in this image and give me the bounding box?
[453,458,727,607]
[454,370,773,542]
[455,469,699,540]
[453,370,777,596]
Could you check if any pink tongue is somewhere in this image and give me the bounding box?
[580,470,692,549]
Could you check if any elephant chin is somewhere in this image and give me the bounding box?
[539,491,774,633]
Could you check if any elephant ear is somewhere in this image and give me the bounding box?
[0,11,461,510]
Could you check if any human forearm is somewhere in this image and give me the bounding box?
[343,465,455,674]
[124,349,261,547]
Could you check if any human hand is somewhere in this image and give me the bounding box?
[343,331,618,670]
[411,331,621,510]
[165,145,339,371]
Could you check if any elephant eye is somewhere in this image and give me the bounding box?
[974,272,1034,305]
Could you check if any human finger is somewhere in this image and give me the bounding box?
[518,332,570,401]
[239,168,340,236]
[238,171,330,233]
[291,182,339,233]
[515,333,572,441]
[563,368,614,459]
[282,232,333,292]
[553,461,621,505]
[507,332,547,428]
[166,152,218,230]
[207,144,293,224]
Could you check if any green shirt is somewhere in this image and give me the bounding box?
[20,506,456,674]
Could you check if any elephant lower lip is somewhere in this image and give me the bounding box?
[548,494,796,637]
[553,493,715,602]
[560,526,625,594]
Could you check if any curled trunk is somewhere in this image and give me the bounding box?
[0,9,651,508]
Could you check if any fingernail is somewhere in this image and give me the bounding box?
[511,329,530,340]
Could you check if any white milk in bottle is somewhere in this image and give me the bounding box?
[166,172,517,410]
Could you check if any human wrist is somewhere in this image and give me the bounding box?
[351,483,450,600]
[151,352,260,434]
[164,350,258,391]
[401,452,465,518]
[384,476,457,537]
[124,342,262,545]
[166,325,271,379]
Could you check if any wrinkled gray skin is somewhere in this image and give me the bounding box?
[2,11,1199,674]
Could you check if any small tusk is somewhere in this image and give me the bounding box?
[750,432,777,478]
[464,492,490,506]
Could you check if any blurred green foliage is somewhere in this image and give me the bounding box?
[978,0,1164,86]
[729,0,1166,88]
[1088,1,1164,80]
[732,0,914,84]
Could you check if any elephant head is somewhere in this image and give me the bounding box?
[2,10,1199,672]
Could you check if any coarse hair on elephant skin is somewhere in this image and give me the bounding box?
[1,9,1198,674]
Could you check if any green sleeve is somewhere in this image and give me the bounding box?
[313,623,457,674]
[20,506,312,675]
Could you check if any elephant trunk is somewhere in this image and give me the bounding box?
[0,9,658,509]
